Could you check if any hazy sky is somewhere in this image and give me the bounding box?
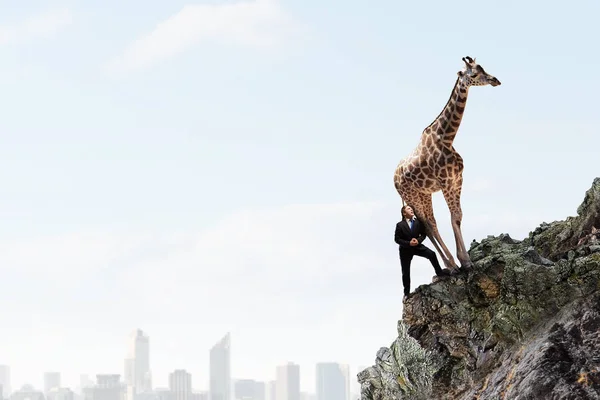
[1,0,599,394]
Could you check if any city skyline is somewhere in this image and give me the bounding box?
[0,330,358,397]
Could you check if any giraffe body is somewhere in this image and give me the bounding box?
[393,56,501,271]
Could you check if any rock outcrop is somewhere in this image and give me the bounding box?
[358,178,600,400]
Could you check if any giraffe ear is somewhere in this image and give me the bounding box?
[457,70,465,77]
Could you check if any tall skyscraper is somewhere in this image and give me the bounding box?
[275,363,300,400]
[0,366,10,399]
[315,363,347,400]
[125,329,152,395]
[169,370,192,400]
[209,333,231,400]
[45,372,61,394]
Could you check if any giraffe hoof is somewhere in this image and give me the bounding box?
[459,264,473,273]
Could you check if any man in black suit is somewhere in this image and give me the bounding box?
[395,204,451,298]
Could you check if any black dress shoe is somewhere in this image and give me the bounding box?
[436,268,452,277]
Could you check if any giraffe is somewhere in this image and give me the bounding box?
[393,56,501,272]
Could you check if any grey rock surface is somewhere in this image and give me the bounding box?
[357,321,438,399]
[358,178,600,400]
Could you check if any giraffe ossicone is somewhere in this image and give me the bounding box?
[393,56,501,272]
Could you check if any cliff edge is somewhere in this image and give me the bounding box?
[358,178,600,400]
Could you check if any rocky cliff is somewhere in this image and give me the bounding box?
[358,178,600,400]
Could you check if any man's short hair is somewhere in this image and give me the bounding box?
[401,205,413,218]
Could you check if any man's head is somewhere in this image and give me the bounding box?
[401,205,415,219]
[457,56,501,87]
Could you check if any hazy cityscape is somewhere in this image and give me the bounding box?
[0,330,361,400]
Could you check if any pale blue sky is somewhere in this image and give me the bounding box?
[1,0,599,394]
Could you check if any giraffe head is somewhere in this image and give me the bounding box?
[457,56,501,87]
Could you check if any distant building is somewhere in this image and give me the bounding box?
[275,363,300,400]
[234,379,265,400]
[154,388,172,400]
[209,333,231,400]
[131,391,157,400]
[83,374,126,400]
[47,387,75,400]
[125,330,152,395]
[45,373,61,395]
[0,366,10,399]
[264,382,275,400]
[9,385,44,400]
[169,370,192,400]
[79,375,95,395]
[315,363,347,400]
[190,392,208,400]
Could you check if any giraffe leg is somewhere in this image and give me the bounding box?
[415,192,460,271]
[441,180,472,269]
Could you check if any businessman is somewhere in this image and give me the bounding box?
[394,205,451,298]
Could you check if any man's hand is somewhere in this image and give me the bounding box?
[410,238,418,246]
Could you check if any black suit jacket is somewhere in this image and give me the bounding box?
[394,218,427,249]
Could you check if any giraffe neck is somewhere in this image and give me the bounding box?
[426,77,470,146]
